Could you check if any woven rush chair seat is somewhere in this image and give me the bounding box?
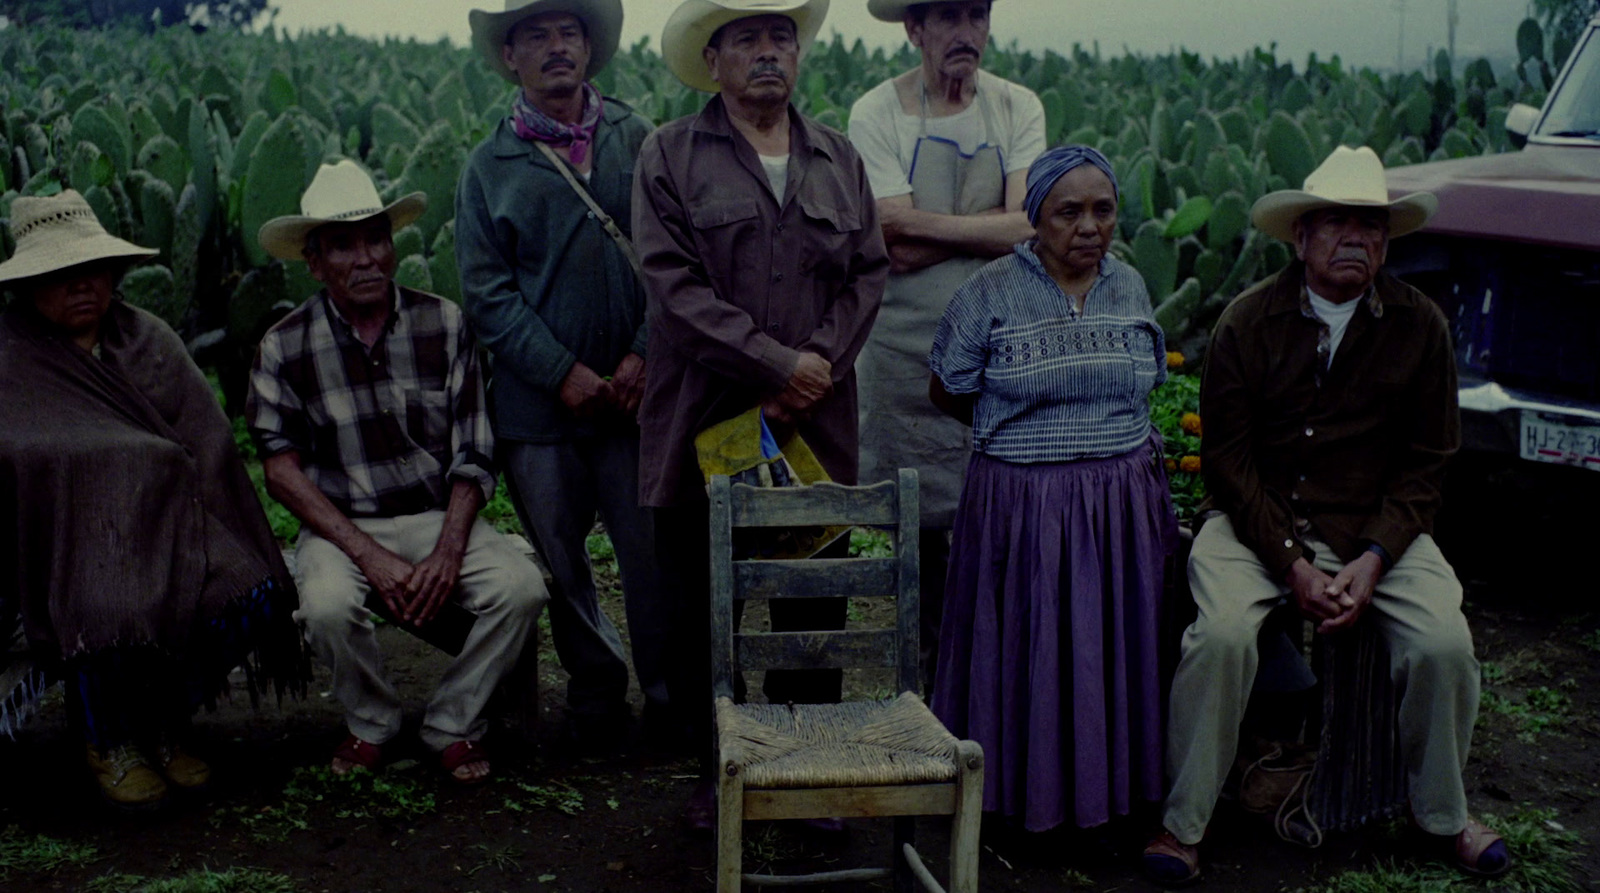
[718,692,960,789]
[709,470,982,892]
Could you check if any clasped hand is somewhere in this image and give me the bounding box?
[1287,551,1384,634]
[764,352,832,425]
[357,544,463,627]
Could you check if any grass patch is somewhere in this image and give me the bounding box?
[0,826,98,879]
[1579,629,1600,653]
[1294,808,1580,893]
[494,780,585,817]
[85,867,298,893]
[848,527,892,558]
[482,478,524,536]
[1480,687,1571,743]
[213,765,436,843]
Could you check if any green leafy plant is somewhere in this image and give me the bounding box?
[1148,369,1205,520]
[83,867,298,893]
[214,764,435,844]
[0,827,98,880]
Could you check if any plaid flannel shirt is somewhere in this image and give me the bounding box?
[247,285,497,518]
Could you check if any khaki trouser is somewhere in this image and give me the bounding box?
[294,511,548,752]
[1163,516,1479,844]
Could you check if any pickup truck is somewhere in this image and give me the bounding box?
[1386,14,1600,583]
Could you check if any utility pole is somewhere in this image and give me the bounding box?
[1394,0,1408,71]
[1447,0,1459,63]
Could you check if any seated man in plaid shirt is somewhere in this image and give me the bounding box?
[247,160,547,784]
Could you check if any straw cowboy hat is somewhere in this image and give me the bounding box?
[1251,145,1437,243]
[662,0,830,93]
[867,0,998,22]
[257,160,426,262]
[469,0,624,84]
[0,190,157,285]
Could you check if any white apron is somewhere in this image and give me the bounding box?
[857,80,1011,527]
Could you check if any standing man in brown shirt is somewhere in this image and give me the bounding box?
[1143,147,1507,884]
[632,0,889,828]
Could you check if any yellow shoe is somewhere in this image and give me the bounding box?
[86,744,167,810]
[154,743,211,790]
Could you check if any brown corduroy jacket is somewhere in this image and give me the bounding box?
[1199,261,1460,576]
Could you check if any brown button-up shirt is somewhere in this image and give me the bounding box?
[1200,261,1460,576]
[632,96,889,507]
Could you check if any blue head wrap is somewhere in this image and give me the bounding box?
[1024,145,1120,226]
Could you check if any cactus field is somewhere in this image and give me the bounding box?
[0,20,1557,383]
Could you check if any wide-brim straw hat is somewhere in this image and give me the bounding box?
[0,190,157,285]
[1251,145,1438,242]
[469,0,624,84]
[663,0,830,93]
[867,0,999,23]
[258,160,426,262]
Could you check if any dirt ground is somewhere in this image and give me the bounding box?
[2,534,1598,892]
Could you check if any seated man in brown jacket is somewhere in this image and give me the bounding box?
[1143,147,1508,884]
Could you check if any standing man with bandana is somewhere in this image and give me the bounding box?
[458,0,670,750]
[633,0,889,828]
[848,0,1045,689]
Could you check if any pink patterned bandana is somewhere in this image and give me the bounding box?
[511,83,603,166]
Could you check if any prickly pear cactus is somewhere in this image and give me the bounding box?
[139,177,176,262]
[120,263,185,331]
[429,220,461,305]
[188,100,217,235]
[228,262,291,344]
[82,184,122,238]
[69,142,115,195]
[137,134,189,195]
[389,121,460,245]
[171,182,201,312]
[1262,111,1316,190]
[230,111,272,184]
[1132,219,1179,303]
[392,224,425,261]
[71,104,131,176]
[394,254,432,293]
[370,103,422,178]
[241,114,311,268]
[1153,277,1205,341]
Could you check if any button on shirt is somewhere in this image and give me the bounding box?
[1200,262,1459,575]
[247,285,496,518]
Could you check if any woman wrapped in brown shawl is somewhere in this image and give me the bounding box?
[0,190,305,810]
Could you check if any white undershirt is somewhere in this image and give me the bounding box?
[1307,288,1362,359]
[759,154,790,199]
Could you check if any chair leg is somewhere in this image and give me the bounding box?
[949,742,984,893]
[716,758,745,893]
[893,817,916,893]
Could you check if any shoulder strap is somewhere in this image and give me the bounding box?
[533,140,644,280]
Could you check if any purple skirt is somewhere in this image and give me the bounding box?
[931,444,1175,831]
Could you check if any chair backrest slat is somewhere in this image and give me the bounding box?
[735,629,898,672]
[734,557,897,600]
[709,469,921,701]
[730,479,899,527]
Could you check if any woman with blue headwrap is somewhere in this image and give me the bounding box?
[927,145,1176,832]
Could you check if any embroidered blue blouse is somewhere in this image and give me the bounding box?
[929,243,1166,464]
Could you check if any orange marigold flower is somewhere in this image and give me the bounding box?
[1179,455,1202,473]
[1180,412,1203,436]
[1164,458,1178,472]
[1166,351,1185,369]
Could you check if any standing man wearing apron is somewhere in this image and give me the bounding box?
[849,0,1046,690]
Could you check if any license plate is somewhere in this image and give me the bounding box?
[1521,412,1600,471]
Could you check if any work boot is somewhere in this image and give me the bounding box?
[86,744,167,810]
[154,741,211,790]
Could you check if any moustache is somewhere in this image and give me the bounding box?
[748,63,788,82]
[1331,249,1370,264]
[542,57,576,72]
[945,45,980,60]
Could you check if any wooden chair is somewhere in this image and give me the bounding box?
[709,469,983,893]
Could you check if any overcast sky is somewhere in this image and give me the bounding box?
[265,1,1528,71]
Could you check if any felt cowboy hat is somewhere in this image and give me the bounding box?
[867,0,997,23]
[257,160,426,262]
[469,0,624,84]
[1251,145,1438,242]
[0,190,157,285]
[662,0,830,93]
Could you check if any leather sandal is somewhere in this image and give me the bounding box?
[1142,829,1201,886]
[1453,818,1511,877]
[331,734,383,775]
[439,739,491,785]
